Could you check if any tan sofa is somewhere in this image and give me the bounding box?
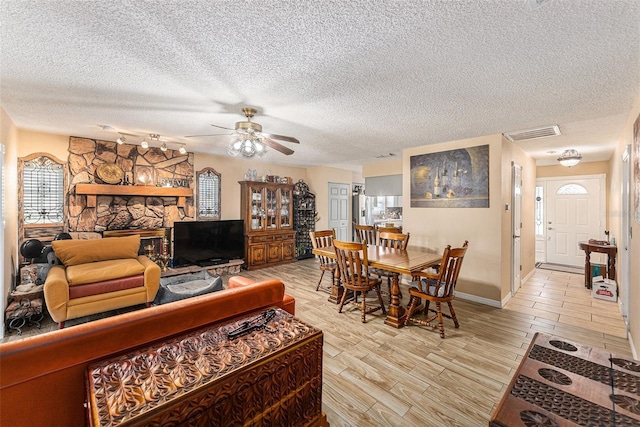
[44,235,161,327]
[1,277,297,426]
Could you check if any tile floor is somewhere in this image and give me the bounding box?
[504,267,628,338]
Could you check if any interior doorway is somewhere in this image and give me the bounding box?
[620,145,631,331]
[511,162,522,295]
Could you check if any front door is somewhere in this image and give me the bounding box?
[328,182,350,241]
[546,175,605,267]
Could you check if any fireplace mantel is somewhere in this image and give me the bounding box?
[75,183,192,208]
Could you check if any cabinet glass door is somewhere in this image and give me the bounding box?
[250,186,263,230]
[266,187,278,229]
[280,188,291,228]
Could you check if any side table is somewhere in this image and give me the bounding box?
[5,294,44,335]
[578,241,617,289]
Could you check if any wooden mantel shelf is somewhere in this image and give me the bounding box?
[75,183,192,208]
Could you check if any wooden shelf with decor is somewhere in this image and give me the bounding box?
[239,181,296,270]
[75,183,192,208]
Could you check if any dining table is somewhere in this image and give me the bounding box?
[311,244,442,328]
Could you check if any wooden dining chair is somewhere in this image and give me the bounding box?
[333,239,386,323]
[404,241,469,338]
[373,231,410,303]
[309,229,337,292]
[377,225,402,234]
[354,224,377,245]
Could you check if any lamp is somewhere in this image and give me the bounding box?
[227,134,266,158]
[140,139,149,149]
[116,135,126,145]
[557,149,582,167]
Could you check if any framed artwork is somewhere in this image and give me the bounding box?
[135,165,154,186]
[410,144,489,208]
[634,113,640,223]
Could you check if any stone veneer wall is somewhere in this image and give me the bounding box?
[65,137,194,232]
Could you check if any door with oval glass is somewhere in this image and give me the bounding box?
[545,175,605,267]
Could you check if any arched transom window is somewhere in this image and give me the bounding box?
[556,183,588,195]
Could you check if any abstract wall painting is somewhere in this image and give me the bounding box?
[410,144,489,208]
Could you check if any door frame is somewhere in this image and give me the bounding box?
[511,162,522,295]
[620,145,631,331]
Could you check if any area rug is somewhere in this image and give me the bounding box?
[536,262,583,275]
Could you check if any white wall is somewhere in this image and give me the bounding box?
[402,134,505,302]
[1,108,19,337]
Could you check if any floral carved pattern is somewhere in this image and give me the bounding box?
[87,309,323,426]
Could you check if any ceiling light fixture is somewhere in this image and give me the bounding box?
[557,149,582,167]
[178,145,187,155]
[140,139,149,149]
[227,134,266,158]
[116,134,126,145]
[160,142,168,152]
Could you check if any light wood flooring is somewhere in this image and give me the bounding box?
[4,260,632,426]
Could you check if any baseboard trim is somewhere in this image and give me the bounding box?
[455,291,502,308]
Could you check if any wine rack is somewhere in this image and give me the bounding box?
[293,180,316,260]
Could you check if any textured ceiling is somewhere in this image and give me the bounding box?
[1,0,639,170]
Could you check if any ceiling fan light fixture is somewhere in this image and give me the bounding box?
[557,149,582,167]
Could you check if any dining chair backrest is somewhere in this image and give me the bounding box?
[429,240,469,298]
[377,226,402,234]
[354,224,377,245]
[378,231,410,250]
[310,229,336,265]
[333,239,374,291]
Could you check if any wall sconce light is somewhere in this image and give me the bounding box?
[557,149,582,167]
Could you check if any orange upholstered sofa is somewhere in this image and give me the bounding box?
[44,235,161,327]
[1,276,295,426]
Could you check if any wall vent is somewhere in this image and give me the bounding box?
[503,125,561,142]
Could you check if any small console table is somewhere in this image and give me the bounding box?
[578,241,617,289]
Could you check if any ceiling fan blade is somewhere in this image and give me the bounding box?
[262,137,295,155]
[185,133,234,138]
[211,124,235,131]
[261,132,300,144]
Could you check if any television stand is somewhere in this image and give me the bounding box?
[162,260,244,278]
[197,259,229,267]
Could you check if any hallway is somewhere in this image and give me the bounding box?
[505,267,628,339]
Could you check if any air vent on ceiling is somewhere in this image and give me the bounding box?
[503,125,561,142]
[375,153,396,159]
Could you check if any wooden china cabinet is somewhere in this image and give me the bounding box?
[239,181,296,270]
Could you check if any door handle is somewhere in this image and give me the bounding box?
[548,227,554,230]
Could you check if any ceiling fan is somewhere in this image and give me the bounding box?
[186,107,299,156]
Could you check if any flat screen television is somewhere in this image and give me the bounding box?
[173,220,244,268]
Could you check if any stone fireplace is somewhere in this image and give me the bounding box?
[65,137,195,233]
